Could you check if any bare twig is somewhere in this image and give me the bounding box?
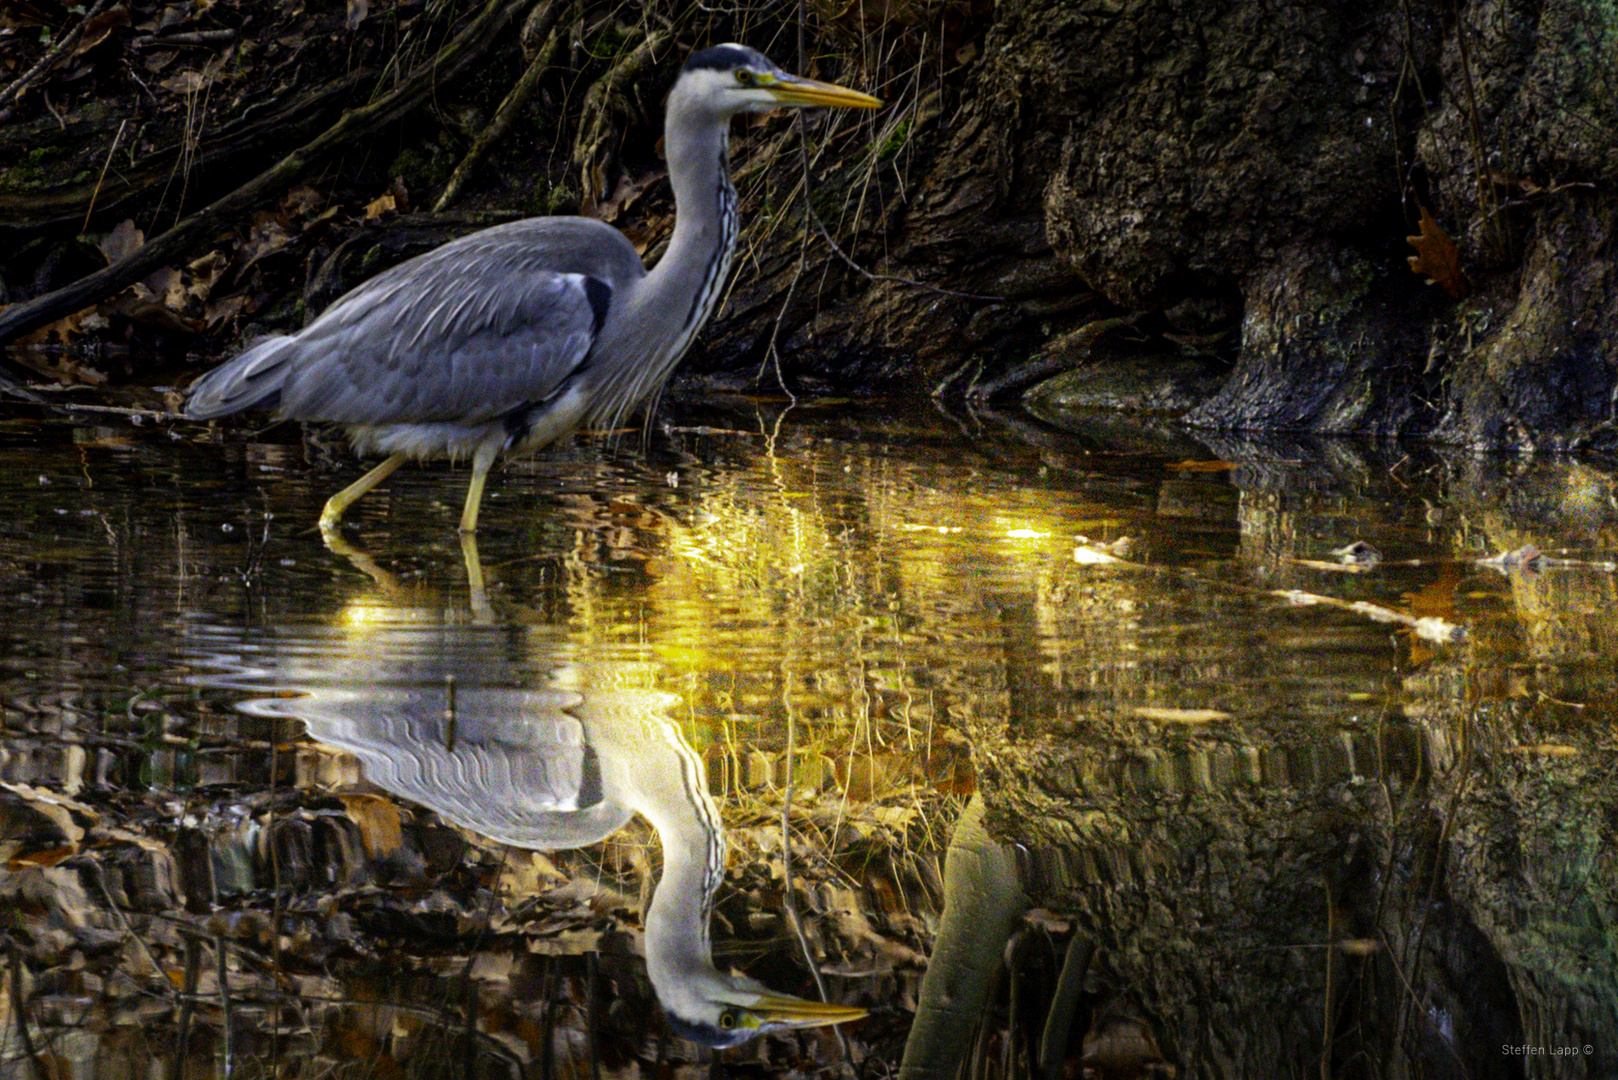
[83,119,128,230]
[216,936,234,1077]
[571,29,671,205]
[4,935,51,1080]
[0,0,532,350]
[0,0,114,112]
[434,1,572,211]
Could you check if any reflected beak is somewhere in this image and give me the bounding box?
[767,74,883,110]
[748,991,869,1029]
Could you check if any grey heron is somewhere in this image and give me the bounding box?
[207,627,866,1046]
[184,44,881,533]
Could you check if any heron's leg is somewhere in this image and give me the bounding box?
[458,532,493,624]
[320,526,406,596]
[457,440,502,534]
[319,453,405,531]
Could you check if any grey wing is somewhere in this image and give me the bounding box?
[294,687,637,850]
[185,218,646,424]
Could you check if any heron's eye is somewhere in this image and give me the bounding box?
[734,69,754,85]
[718,1011,737,1029]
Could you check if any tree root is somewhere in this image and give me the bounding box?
[570,29,670,208]
[962,314,1139,402]
[0,70,373,235]
[433,0,572,213]
[0,0,534,353]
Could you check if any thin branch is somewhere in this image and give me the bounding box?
[434,1,572,211]
[4,936,50,1080]
[0,0,114,112]
[0,0,533,350]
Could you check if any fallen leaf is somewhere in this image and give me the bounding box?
[204,293,250,328]
[186,249,228,300]
[106,292,202,333]
[1406,206,1468,298]
[363,192,397,219]
[621,212,674,255]
[139,265,185,308]
[73,4,131,54]
[14,305,95,348]
[8,844,80,868]
[346,0,369,29]
[159,68,211,94]
[0,0,60,28]
[339,793,404,857]
[99,218,144,264]
[281,185,326,217]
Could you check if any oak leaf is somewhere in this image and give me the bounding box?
[1406,206,1468,298]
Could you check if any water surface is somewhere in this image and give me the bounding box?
[1,399,1613,1077]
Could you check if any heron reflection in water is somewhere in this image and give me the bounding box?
[249,654,864,1047]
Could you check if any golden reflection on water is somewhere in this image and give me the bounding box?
[1,404,1616,1076]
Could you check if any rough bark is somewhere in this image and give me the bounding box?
[713,0,1618,449]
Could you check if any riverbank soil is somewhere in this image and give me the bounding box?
[2,1,1616,446]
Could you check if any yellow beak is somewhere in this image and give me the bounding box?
[767,74,883,110]
[748,991,869,1029]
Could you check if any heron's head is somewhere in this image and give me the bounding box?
[675,44,882,122]
[656,965,867,1049]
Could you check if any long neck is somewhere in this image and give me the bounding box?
[592,99,737,429]
[635,716,727,1002]
[652,104,738,326]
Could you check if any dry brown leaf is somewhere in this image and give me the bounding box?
[159,68,210,94]
[236,212,293,275]
[107,292,202,334]
[1406,206,1468,299]
[99,218,144,264]
[139,265,185,308]
[7,844,80,868]
[0,0,61,28]
[186,250,228,300]
[345,0,369,29]
[204,293,251,329]
[13,305,94,348]
[72,3,131,54]
[339,793,404,857]
[363,192,397,219]
[622,213,674,256]
[281,185,326,218]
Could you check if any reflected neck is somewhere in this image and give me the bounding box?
[635,716,726,998]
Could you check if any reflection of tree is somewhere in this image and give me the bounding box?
[960,447,1618,1078]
